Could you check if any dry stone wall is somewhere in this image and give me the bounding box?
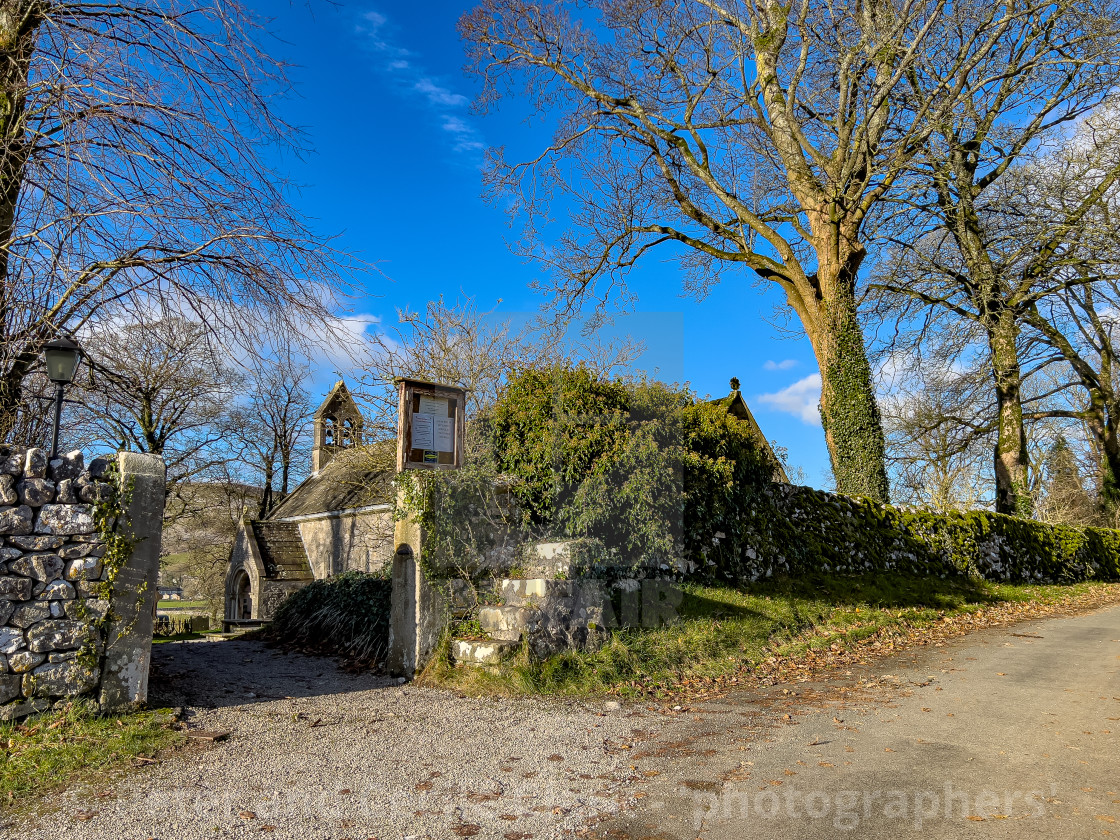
[0,446,164,720]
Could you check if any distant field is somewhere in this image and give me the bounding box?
[156,600,209,611]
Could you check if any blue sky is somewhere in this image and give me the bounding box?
[251,0,832,486]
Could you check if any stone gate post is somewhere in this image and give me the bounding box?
[98,451,166,712]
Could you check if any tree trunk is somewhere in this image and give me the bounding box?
[0,1,46,437]
[258,457,275,518]
[987,310,1031,516]
[808,280,891,502]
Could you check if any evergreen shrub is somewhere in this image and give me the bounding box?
[267,571,392,664]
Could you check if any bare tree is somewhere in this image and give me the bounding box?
[230,358,313,517]
[460,0,1059,501]
[355,296,644,442]
[868,3,1120,514]
[880,349,993,511]
[0,0,351,439]
[74,316,239,517]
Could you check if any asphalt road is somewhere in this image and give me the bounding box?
[589,604,1120,839]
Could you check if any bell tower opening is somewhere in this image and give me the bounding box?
[311,381,364,474]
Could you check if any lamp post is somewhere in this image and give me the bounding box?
[42,336,82,459]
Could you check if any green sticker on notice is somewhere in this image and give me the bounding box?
[423,450,438,464]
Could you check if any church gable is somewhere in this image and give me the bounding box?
[312,380,364,473]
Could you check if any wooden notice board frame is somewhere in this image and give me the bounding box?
[395,378,467,472]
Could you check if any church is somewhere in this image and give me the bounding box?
[224,376,786,627]
[223,381,396,627]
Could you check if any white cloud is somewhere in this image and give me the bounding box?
[415,78,468,108]
[356,9,484,160]
[763,359,798,371]
[757,374,822,426]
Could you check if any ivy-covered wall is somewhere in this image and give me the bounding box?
[711,483,1120,585]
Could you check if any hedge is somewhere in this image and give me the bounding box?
[716,483,1120,585]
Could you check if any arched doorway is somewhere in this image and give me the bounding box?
[234,571,252,620]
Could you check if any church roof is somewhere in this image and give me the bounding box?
[708,380,790,483]
[250,521,314,581]
[267,443,395,520]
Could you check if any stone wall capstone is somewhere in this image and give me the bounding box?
[0,446,165,720]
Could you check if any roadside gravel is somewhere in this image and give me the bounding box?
[8,638,656,840]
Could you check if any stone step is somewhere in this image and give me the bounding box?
[478,606,530,641]
[452,638,518,666]
[499,578,573,607]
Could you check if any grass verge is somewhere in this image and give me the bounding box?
[421,574,1120,700]
[0,703,185,815]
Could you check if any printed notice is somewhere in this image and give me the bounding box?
[411,413,434,450]
[434,416,454,453]
[418,396,448,418]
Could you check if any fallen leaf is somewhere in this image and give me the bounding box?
[547,754,563,762]
[451,824,481,837]
[75,810,98,822]
[239,811,257,820]
[968,815,985,822]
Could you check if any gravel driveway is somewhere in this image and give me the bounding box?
[8,638,660,840]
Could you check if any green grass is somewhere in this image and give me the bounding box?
[423,574,1120,698]
[155,599,209,611]
[0,704,185,813]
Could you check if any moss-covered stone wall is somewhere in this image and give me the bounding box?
[709,484,1120,585]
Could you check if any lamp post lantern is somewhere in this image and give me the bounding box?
[42,336,82,459]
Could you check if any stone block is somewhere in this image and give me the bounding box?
[66,598,109,621]
[0,547,20,562]
[24,660,98,697]
[640,580,683,628]
[39,580,75,601]
[9,553,64,582]
[0,674,21,704]
[9,651,45,673]
[17,479,55,507]
[0,576,32,601]
[8,535,63,551]
[0,602,13,626]
[0,653,8,673]
[35,504,95,535]
[49,602,64,618]
[452,639,517,665]
[59,543,102,560]
[0,697,49,720]
[500,578,573,607]
[48,451,84,483]
[478,606,530,641]
[27,620,89,652]
[65,556,104,582]
[48,651,77,664]
[87,457,111,480]
[9,602,50,628]
[0,627,22,654]
[78,483,109,503]
[0,450,22,477]
[0,505,33,535]
[0,475,16,506]
[55,479,77,505]
[23,449,46,479]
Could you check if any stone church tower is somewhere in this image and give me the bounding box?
[311,380,363,474]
